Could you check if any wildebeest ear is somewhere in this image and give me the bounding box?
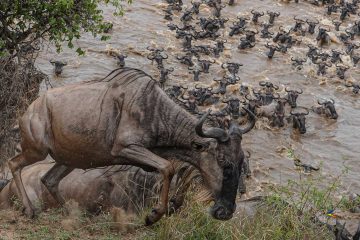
[191,141,209,151]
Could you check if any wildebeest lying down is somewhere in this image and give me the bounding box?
[0,161,185,214]
[7,67,255,225]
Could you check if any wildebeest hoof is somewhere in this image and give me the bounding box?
[145,208,163,226]
[168,195,184,215]
[22,207,35,219]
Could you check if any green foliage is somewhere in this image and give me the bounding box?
[0,0,131,56]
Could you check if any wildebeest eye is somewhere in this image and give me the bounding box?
[191,142,208,152]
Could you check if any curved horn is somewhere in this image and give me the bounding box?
[318,99,325,105]
[252,88,260,94]
[344,82,353,87]
[330,98,335,104]
[259,81,266,86]
[210,59,216,63]
[273,93,280,99]
[162,53,169,59]
[195,110,229,142]
[273,84,279,90]
[221,63,227,69]
[296,88,303,94]
[285,87,291,92]
[251,10,256,14]
[239,107,256,134]
[294,16,303,22]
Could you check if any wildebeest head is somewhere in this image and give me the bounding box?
[115,53,128,67]
[345,82,360,94]
[291,57,307,70]
[245,29,258,43]
[331,50,343,64]
[245,94,261,114]
[265,43,280,59]
[332,20,342,31]
[194,109,255,220]
[190,1,201,14]
[272,97,287,127]
[285,87,303,108]
[213,77,230,95]
[251,10,264,24]
[290,108,309,134]
[222,97,243,119]
[238,37,256,49]
[316,27,330,46]
[50,60,67,76]
[267,11,280,24]
[293,16,305,33]
[198,58,215,73]
[317,99,338,119]
[306,19,319,34]
[336,64,350,80]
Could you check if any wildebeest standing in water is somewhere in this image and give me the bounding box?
[7,68,255,225]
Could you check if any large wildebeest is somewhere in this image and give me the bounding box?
[6,68,255,225]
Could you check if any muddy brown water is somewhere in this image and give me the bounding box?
[35,0,360,196]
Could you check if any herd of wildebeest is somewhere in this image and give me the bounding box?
[1,0,360,238]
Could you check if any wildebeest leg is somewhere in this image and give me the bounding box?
[117,145,175,225]
[41,163,74,205]
[169,165,195,214]
[7,154,38,218]
[238,175,246,194]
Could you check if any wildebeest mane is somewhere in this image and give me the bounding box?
[87,67,154,87]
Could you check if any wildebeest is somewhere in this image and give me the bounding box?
[256,97,287,127]
[251,10,264,24]
[335,64,350,80]
[317,27,331,46]
[291,57,307,70]
[306,19,319,34]
[159,67,174,89]
[50,60,67,76]
[312,99,338,119]
[0,161,194,215]
[197,58,215,73]
[290,108,309,134]
[285,87,303,108]
[115,53,128,67]
[6,68,256,225]
[265,43,280,59]
[345,82,360,94]
[267,11,280,24]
